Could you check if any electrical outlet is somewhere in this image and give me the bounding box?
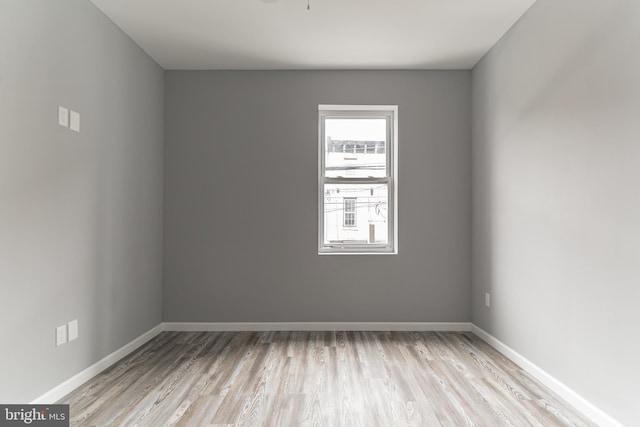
[485,293,491,307]
[68,319,78,342]
[58,106,69,127]
[70,110,80,132]
[56,325,67,347]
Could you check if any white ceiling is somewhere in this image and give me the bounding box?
[90,0,536,70]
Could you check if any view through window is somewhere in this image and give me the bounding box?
[319,106,397,254]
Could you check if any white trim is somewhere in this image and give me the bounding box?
[318,104,398,111]
[471,325,624,427]
[163,322,471,332]
[30,324,163,404]
[29,321,622,427]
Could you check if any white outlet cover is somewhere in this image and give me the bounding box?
[56,325,67,347]
[485,293,491,307]
[58,106,69,127]
[68,319,79,341]
[70,110,80,132]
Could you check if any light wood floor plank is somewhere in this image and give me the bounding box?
[59,331,597,427]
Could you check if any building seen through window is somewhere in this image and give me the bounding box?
[323,140,388,244]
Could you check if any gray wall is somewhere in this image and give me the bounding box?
[164,71,471,322]
[0,0,164,402]
[472,0,640,425]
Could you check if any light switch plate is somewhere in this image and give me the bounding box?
[70,110,80,132]
[68,319,78,341]
[56,325,67,347]
[58,106,69,127]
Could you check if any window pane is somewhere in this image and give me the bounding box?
[324,118,387,178]
[323,183,388,246]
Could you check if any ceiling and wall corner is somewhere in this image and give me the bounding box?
[89,0,537,70]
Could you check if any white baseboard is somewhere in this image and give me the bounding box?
[30,322,467,404]
[162,322,472,332]
[30,324,164,404]
[30,321,621,427]
[470,325,623,427]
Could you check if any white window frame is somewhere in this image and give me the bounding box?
[318,105,398,255]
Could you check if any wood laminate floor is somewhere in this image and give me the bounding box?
[60,331,596,426]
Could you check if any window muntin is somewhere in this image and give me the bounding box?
[319,105,397,254]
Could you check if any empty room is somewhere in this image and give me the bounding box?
[1,0,638,426]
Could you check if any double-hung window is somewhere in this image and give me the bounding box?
[318,105,398,254]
